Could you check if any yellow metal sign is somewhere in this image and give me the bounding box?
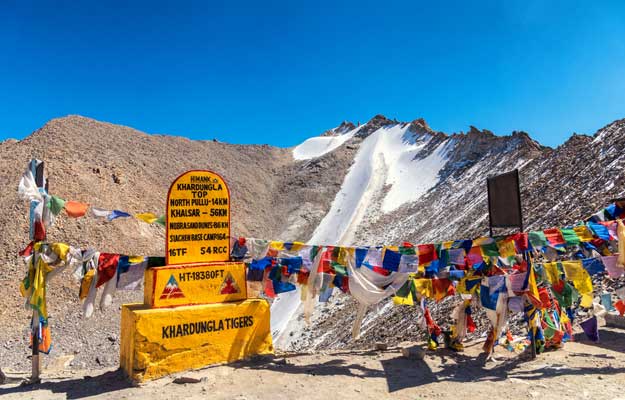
[166,170,230,265]
[120,299,273,382]
[144,262,247,308]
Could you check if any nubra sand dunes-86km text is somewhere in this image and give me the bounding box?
[1,115,625,399]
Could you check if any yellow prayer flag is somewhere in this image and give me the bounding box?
[80,269,95,300]
[50,242,70,261]
[528,264,540,301]
[441,241,454,250]
[561,260,593,303]
[496,239,516,258]
[128,256,146,264]
[337,247,354,266]
[473,237,492,246]
[135,213,158,224]
[456,276,480,294]
[414,278,433,299]
[580,294,593,308]
[287,242,306,252]
[269,241,284,251]
[417,263,426,275]
[393,295,414,306]
[573,225,594,242]
[542,262,562,284]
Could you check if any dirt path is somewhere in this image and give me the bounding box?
[1,327,624,400]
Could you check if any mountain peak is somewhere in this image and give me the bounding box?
[467,125,496,137]
[408,118,434,135]
[356,114,397,138]
[24,114,148,145]
[367,114,394,125]
[321,121,356,137]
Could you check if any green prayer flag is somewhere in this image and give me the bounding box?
[551,280,577,308]
[480,242,499,257]
[399,246,416,255]
[529,231,548,248]
[310,246,321,261]
[47,195,66,216]
[393,279,417,305]
[395,280,412,298]
[155,215,166,226]
[331,262,347,276]
[560,228,580,245]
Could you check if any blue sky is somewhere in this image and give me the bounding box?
[1,1,624,148]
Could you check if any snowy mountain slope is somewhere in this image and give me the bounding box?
[306,123,452,244]
[292,117,543,245]
[273,117,544,348]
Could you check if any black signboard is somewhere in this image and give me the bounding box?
[487,169,523,235]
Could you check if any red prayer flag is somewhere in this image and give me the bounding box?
[510,232,529,252]
[544,228,566,246]
[33,220,46,241]
[263,269,276,298]
[319,247,334,273]
[372,266,391,276]
[96,253,120,287]
[538,287,552,309]
[467,314,476,333]
[297,270,309,285]
[466,246,483,266]
[19,241,34,257]
[615,300,625,316]
[418,244,437,265]
[431,278,455,302]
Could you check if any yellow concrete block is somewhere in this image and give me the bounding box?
[144,262,247,308]
[120,299,273,382]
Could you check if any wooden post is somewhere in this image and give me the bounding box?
[28,159,46,384]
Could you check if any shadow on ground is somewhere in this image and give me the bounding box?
[0,369,133,399]
[2,329,624,396]
[573,327,625,353]
[238,328,625,393]
[381,347,625,392]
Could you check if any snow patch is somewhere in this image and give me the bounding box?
[382,134,450,213]
[307,126,387,244]
[292,126,360,160]
[270,287,303,347]
[308,124,449,245]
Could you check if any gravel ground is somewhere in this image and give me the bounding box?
[2,326,624,400]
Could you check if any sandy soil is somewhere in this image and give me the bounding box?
[1,327,624,400]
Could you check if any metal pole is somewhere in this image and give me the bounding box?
[515,169,523,234]
[487,177,494,237]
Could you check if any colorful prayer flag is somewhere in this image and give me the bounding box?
[65,201,89,218]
